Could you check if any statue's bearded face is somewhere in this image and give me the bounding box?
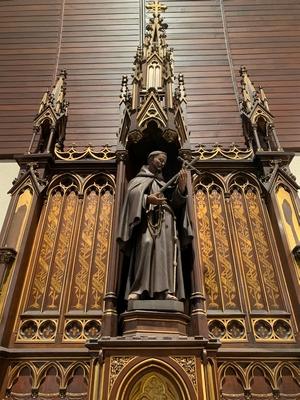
[149,153,167,173]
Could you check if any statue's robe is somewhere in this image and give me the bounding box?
[118,165,193,300]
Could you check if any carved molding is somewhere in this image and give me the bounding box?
[251,318,295,342]
[63,319,102,342]
[55,144,116,161]
[109,356,136,393]
[17,319,58,342]
[170,356,197,391]
[194,144,253,161]
[208,318,247,342]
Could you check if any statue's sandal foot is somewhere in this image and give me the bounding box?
[165,293,178,300]
[128,292,140,300]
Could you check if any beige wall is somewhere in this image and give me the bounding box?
[290,154,300,183]
[0,161,19,232]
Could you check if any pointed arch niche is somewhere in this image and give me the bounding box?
[110,359,196,400]
[126,120,181,181]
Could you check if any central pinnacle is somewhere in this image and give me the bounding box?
[146,0,167,17]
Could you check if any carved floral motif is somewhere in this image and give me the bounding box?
[171,356,197,390]
[29,191,62,309]
[245,190,281,309]
[210,189,237,309]
[91,191,113,309]
[47,190,77,309]
[109,356,135,392]
[231,189,264,310]
[195,189,220,308]
[72,191,98,310]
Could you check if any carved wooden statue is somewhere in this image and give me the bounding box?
[117,151,192,301]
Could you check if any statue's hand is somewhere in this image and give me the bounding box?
[147,192,166,206]
[178,169,187,193]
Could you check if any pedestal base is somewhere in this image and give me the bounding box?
[121,308,190,337]
[128,299,184,312]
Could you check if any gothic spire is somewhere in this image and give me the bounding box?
[239,66,282,152]
[28,70,68,154]
[118,1,189,148]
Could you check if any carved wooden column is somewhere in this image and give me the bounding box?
[102,148,128,337]
[252,123,263,152]
[269,123,283,152]
[28,126,39,154]
[46,126,56,153]
[180,149,208,338]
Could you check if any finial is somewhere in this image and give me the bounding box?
[240,66,248,77]
[146,1,167,17]
[120,75,129,105]
[175,73,186,104]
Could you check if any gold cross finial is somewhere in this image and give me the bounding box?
[146,1,167,16]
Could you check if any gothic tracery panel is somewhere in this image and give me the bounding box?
[194,173,293,342]
[25,179,79,313]
[67,176,114,313]
[16,173,115,344]
[219,361,300,400]
[194,176,240,312]
[229,178,285,313]
[5,360,89,400]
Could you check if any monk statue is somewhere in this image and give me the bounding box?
[118,150,193,301]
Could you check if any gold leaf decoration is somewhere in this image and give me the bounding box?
[47,191,77,309]
[109,356,135,393]
[195,189,220,308]
[171,356,197,390]
[91,190,113,310]
[246,190,281,309]
[55,144,116,161]
[231,189,264,310]
[210,189,237,309]
[73,191,98,310]
[29,191,62,310]
[195,144,253,161]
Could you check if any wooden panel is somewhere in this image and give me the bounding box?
[0,0,61,157]
[164,0,243,147]
[0,0,300,155]
[224,0,300,149]
[58,0,140,149]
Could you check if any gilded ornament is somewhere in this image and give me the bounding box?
[17,319,57,342]
[171,356,197,390]
[63,319,102,342]
[91,190,113,309]
[210,189,237,309]
[245,190,280,309]
[195,189,220,308]
[73,191,98,310]
[208,318,246,341]
[195,144,253,161]
[48,190,77,309]
[109,356,135,393]
[231,189,264,310]
[29,191,62,309]
[55,144,116,161]
[252,318,294,342]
